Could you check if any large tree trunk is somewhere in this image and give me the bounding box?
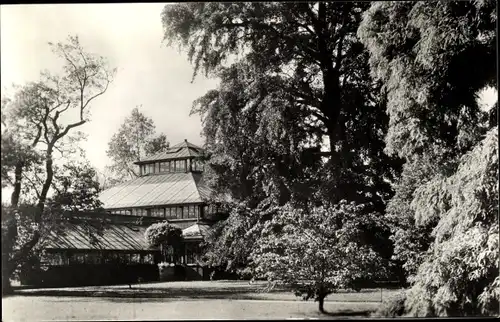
[2,162,23,295]
[318,292,327,313]
[3,150,54,293]
[2,265,14,295]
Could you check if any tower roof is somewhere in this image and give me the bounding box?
[135,139,204,164]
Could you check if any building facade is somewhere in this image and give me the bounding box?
[23,140,225,286]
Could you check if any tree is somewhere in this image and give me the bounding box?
[144,221,183,263]
[2,159,105,290]
[162,2,402,276]
[49,161,104,213]
[106,107,169,182]
[358,0,497,316]
[1,35,115,294]
[250,200,384,313]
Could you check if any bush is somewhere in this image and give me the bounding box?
[372,291,407,317]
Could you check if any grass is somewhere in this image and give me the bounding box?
[3,281,405,320]
[3,295,382,320]
[13,280,404,303]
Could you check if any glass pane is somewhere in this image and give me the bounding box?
[195,206,199,218]
[155,208,164,217]
[188,205,195,218]
[131,253,141,264]
[170,161,174,172]
[177,207,183,219]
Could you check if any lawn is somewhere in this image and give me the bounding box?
[3,280,405,320]
[13,280,404,302]
[2,295,382,320]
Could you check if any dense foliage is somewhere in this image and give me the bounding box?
[162,1,402,278]
[1,159,105,287]
[144,222,183,263]
[144,221,183,248]
[250,200,385,312]
[358,0,498,316]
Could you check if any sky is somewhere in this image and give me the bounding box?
[1,3,219,174]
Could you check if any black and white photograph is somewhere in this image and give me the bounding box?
[1,1,498,320]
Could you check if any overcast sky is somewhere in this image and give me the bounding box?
[1,3,219,174]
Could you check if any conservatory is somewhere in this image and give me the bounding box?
[22,140,226,287]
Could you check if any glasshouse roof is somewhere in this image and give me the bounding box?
[135,140,204,164]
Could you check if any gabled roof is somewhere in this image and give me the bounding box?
[99,172,211,209]
[43,221,213,251]
[182,223,211,240]
[43,221,153,251]
[135,140,204,164]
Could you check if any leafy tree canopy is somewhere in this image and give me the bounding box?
[106,107,169,183]
[162,2,402,275]
[250,200,385,313]
[1,35,115,294]
[359,0,497,316]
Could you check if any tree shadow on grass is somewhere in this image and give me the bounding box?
[321,309,373,317]
[14,286,289,301]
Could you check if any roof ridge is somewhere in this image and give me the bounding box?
[135,140,204,164]
[189,172,204,203]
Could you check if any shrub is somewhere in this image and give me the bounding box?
[372,291,407,317]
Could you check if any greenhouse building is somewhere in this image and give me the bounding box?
[22,140,226,287]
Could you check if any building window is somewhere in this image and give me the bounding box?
[175,160,185,172]
[192,160,204,172]
[169,161,174,172]
[188,205,195,218]
[147,163,155,174]
[185,244,200,265]
[176,206,183,219]
[195,205,200,219]
[142,253,154,264]
[151,208,164,217]
[160,162,169,173]
[130,253,141,264]
[155,162,160,173]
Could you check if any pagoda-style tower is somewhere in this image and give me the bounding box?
[100,139,218,230]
